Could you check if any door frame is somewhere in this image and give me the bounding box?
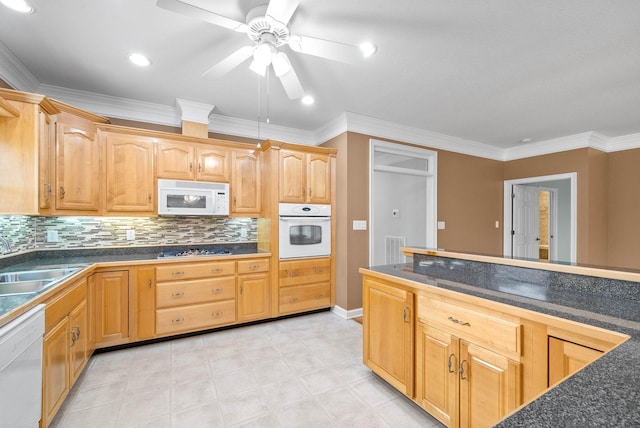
[369,139,438,266]
[503,173,577,263]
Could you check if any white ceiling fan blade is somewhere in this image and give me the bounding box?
[157,0,248,33]
[266,0,299,25]
[288,35,361,63]
[202,46,254,79]
[278,65,305,100]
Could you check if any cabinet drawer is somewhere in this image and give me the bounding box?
[156,276,236,308]
[156,300,236,335]
[279,282,331,314]
[45,279,86,332]
[418,295,522,355]
[279,258,331,287]
[156,261,236,282]
[237,258,270,274]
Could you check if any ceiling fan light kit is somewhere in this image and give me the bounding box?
[157,0,374,103]
[0,0,33,13]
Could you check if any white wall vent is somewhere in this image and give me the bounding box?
[385,236,406,264]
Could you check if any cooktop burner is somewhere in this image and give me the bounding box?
[157,248,232,258]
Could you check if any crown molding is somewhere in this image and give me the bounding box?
[343,112,505,161]
[208,113,316,145]
[0,41,39,93]
[608,132,640,153]
[175,98,214,124]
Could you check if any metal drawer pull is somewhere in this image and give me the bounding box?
[447,353,456,373]
[315,268,324,273]
[212,268,223,273]
[67,330,77,347]
[290,297,299,303]
[289,271,298,277]
[171,292,184,297]
[459,360,468,380]
[315,293,324,298]
[212,287,223,293]
[212,311,223,318]
[172,271,185,276]
[171,317,184,324]
[250,265,260,270]
[448,316,470,327]
[403,306,410,323]
[72,325,81,339]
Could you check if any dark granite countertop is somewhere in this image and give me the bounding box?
[0,243,263,320]
[363,255,640,427]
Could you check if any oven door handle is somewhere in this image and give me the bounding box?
[279,217,331,221]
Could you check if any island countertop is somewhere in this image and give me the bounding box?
[361,248,640,427]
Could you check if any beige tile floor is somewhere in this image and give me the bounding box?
[50,311,443,428]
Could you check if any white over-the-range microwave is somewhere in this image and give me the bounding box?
[157,179,229,216]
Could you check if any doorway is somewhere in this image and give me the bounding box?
[503,173,576,263]
[369,140,437,266]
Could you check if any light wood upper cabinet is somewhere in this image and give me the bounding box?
[196,146,230,182]
[104,132,155,213]
[279,149,331,204]
[38,110,55,210]
[156,141,231,182]
[231,149,261,215]
[156,141,194,180]
[55,118,101,211]
[363,276,414,396]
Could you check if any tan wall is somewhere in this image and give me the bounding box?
[608,148,640,269]
[322,132,504,310]
[504,148,609,265]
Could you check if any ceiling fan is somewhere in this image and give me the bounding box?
[157,0,373,100]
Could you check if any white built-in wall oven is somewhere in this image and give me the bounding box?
[279,203,331,259]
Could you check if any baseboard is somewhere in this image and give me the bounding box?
[331,305,363,319]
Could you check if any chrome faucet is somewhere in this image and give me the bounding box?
[0,235,13,255]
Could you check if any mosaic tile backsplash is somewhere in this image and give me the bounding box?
[0,216,257,252]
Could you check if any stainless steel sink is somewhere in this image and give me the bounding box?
[0,267,85,296]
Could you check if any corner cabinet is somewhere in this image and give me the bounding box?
[362,276,414,396]
[91,270,130,348]
[103,130,155,214]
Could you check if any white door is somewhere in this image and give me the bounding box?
[512,184,540,259]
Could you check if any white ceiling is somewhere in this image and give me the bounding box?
[1,0,640,153]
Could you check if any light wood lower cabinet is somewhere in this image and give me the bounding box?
[135,267,156,341]
[42,278,88,428]
[416,323,521,428]
[278,257,331,315]
[155,260,238,335]
[237,258,270,322]
[548,337,603,387]
[92,270,130,347]
[362,276,414,396]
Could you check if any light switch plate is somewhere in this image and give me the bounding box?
[437,221,446,230]
[46,230,58,243]
[126,229,136,241]
[353,220,367,231]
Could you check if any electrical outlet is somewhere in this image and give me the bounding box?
[353,220,367,231]
[437,221,446,230]
[46,230,58,243]
[240,227,248,238]
[126,229,135,241]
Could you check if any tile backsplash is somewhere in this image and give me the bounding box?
[0,216,257,252]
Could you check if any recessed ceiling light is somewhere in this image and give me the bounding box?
[0,0,34,13]
[301,95,315,106]
[128,53,151,67]
[359,42,377,58]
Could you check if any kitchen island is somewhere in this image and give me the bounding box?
[361,248,640,427]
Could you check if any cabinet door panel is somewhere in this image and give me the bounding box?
[459,341,521,428]
[94,271,130,345]
[279,149,306,203]
[196,146,230,182]
[68,300,88,385]
[238,273,270,321]
[42,319,70,428]
[231,150,261,215]
[363,278,414,396]
[156,142,194,179]
[105,134,154,212]
[56,122,100,210]
[416,323,458,427]
[136,267,156,341]
[548,337,602,386]
[307,153,331,204]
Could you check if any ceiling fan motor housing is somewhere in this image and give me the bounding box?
[246,5,290,47]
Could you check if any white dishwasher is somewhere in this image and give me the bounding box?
[0,304,45,428]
